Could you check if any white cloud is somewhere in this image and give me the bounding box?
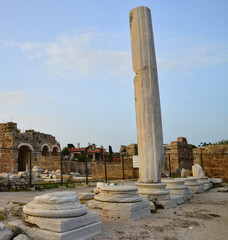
[2,31,227,77]
[2,31,133,80]
[157,43,228,71]
[0,91,51,110]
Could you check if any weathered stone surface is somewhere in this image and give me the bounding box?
[192,164,205,178]
[218,187,228,192]
[136,182,170,201]
[79,193,95,200]
[129,6,163,183]
[197,177,212,190]
[23,192,87,218]
[185,177,204,194]
[89,185,150,220]
[9,220,102,240]
[209,178,223,184]
[13,234,30,240]
[25,211,99,233]
[162,179,193,201]
[95,186,143,203]
[0,222,13,240]
[88,199,150,220]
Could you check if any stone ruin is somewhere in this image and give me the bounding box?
[9,192,102,240]
[0,122,60,174]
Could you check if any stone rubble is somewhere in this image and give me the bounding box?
[0,222,14,240]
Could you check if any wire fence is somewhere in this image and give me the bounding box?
[0,146,227,191]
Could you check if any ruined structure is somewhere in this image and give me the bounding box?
[163,137,194,176]
[0,122,60,173]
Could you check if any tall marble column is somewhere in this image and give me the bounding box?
[129,6,163,183]
[129,6,171,204]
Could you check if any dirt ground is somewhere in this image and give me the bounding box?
[0,185,227,240]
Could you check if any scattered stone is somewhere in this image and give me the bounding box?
[209,178,223,184]
[0,222,14,240]
[79,193,95,200]
[13,234,30,240]
[32,166,44,178]
[192,164,205,178]
[218,187,228,192]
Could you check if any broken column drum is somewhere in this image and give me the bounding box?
[130,6,171,205]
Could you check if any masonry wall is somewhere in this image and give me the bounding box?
[92,158,138,180]
[0,123,17,173]
[193,145,228,180]
[163,137,193,176]
[0,122,60,173]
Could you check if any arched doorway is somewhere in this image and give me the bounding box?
[18,146,30,172]
[52,146,59,156]
[42,146,49,156]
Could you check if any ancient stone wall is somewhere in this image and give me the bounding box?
[31,157,92,175]
[92,158,137,180]
[193,145,228,180]
[0,122,60,173]
[163,137,193,176]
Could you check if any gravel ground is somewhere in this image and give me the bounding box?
[0,185,227,240]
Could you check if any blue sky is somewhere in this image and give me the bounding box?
[0,0,227,151]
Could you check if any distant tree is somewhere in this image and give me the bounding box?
[77,154,86,162]
[134,144,138,155]
[77,142,80,148]
[91,143,97,150]
[214,139,228,145]
[62,147,69,156]
[109,145,113,161]
[198,140,228,147]
[67,143,75,149]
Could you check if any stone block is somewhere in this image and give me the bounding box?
[13,234,30,240]
[9,220,102,240]
[88,199,150,220]
[0,222,14,240]
[25,211,99,232]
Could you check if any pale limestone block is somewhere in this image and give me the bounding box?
[0,222,13,240]
[79,193,95,200]
[13,234,30,240]
[8,220,102,240]
[218,187,228,192]
[88,200,150,220]
[96,182,105,189]
[192,164,205,178]
[209,178,223,184]
[25,211,99,233]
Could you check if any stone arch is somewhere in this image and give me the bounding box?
[41,144,50,156]
[18,143,33,151]
[17,143,33,172]
[52,145,60,156]
[41,144,51,152]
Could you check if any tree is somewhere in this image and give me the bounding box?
[67,143,75,149]
[108,145,113,161]
[62,147,69,156]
